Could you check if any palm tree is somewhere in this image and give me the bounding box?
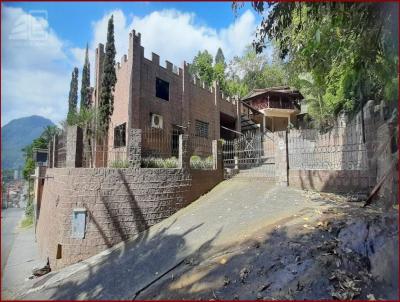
[41,125,60,143]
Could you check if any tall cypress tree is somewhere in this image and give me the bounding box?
[215,48,226,66]
[99,15,116,132]
[80,43,91,109]
[67,67,79,125]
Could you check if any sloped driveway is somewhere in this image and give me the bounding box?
[20,179,332,300]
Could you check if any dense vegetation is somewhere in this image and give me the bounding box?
[22,125,60,180]
[232,1,398,128]
[188,45,290,100]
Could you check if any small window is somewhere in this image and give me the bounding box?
[114,123,126,148]
[156,77,169,101]
[195,120,209,138]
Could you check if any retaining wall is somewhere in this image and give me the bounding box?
[36,166,223,270]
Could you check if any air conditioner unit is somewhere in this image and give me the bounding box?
[151,114,163,129]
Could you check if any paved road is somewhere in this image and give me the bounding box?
[20,179,331,300]
[1,208,25,272]
[2,183,27,273]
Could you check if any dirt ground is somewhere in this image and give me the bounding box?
[137,191,398,300]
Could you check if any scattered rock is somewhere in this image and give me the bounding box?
[239,267,250,283]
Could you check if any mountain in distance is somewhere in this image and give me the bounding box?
[2,115,55,170]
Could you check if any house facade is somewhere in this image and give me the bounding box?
[241,87,304,132]
[91,30,241,163]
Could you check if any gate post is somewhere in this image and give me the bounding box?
[179,134,190,170]
[212,140,223,170]
[234,141,239,170]
[128,129,142,168]
[275,130,289,186]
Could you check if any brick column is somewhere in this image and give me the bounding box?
[66,126,83,168]
[53,134,58,167]
[33,166,46,235]
[48,140,53,168]
[213,81,221,139]
[179,134,190,170]
[182,62,190,134]
[128,129,142,168]
[212,140,223,170]
[274,130,289,186]
[235,100,242,137]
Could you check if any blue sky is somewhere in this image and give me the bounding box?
[2,1,263,125]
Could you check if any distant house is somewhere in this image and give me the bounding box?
[241,87,304,132]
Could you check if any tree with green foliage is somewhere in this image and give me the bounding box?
[233,2,398,128]
[21,125,61,180]
[215,47,226,66]
[81,43,91,109]
[22,136,48,180]
[67,67,79,125]
[41,125,60,143]
[189,50,215,88]
[99,15,117,133]
[225,45,289,97]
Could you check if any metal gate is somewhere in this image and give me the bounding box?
[222,131,275,180]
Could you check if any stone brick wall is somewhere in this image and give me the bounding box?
[283,100,397,195]
[288,170,372,193]
[36,165,223,270]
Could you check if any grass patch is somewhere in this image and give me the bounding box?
[20,215,33,228]
[20,198,34,228]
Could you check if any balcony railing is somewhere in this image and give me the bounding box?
[250,100,300,111]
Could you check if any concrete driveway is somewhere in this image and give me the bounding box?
[20,179,331,300]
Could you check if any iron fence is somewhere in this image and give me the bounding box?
[141,127,180,159]
[82,145,128,168]
[189,135,213,158]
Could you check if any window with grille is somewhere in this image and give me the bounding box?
[195,120,209,138]
[156,77,169,101]
[114,123,126,148]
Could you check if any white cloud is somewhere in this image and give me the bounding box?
[2,6,259,126]
[1,6,71,126]
[72,9,257,69]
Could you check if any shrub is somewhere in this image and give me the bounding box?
[110,159,130,168]
[190,155,213,170]
[21,200,34,228]
[141,157,178,168]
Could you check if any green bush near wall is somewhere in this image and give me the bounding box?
[190,155,213,170]
[141,157,179,168]
[110,159,130,168]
